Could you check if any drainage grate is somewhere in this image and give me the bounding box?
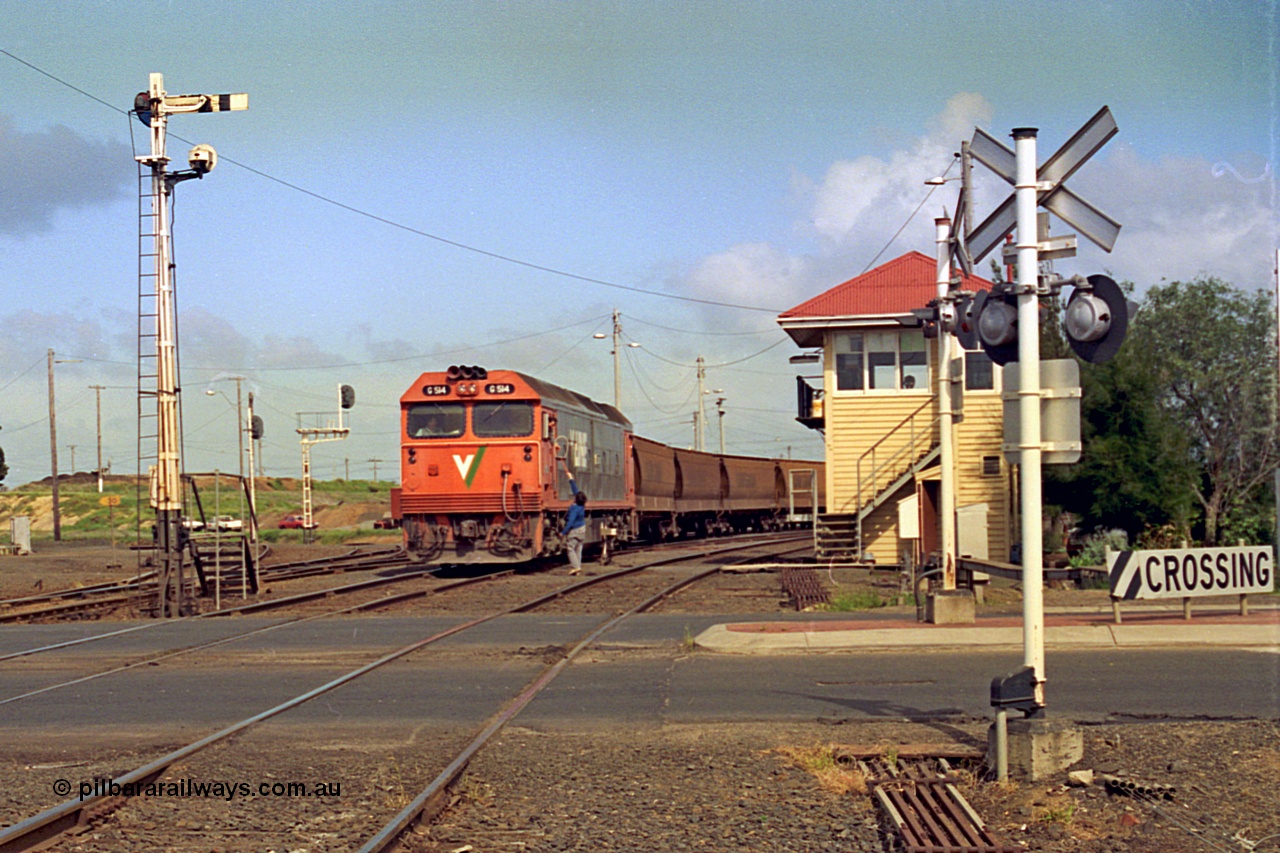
[861,758,1010,853]
[780,566,829,610]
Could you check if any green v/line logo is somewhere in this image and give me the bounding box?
[452,447,487,488]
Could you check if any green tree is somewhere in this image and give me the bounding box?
[1127,277,1279,545]
[0,444,6,484]
[1045,343,1195,542]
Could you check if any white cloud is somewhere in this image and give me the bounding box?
[1074,144,1277,292]
[679,92,1278,315]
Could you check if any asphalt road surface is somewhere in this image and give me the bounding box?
[1,614,1275,737]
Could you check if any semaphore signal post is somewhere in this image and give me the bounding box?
[132,73,246,617]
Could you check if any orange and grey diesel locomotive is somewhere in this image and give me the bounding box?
[392,367,824,565]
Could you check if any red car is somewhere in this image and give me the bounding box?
[278,514,312,529]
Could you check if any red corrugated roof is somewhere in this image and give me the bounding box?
[779,251,994,319]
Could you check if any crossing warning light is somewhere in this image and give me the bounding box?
[971,286,1020,366]
[1064,275,1133,364]
[968,275,1133,366]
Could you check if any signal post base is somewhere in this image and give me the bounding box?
[925,589,975,625]
[986,716,1083,782]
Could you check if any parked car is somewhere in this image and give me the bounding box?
[214,515,243,532]
[278,514,314,530]
[372,516,401,529]
[180,517,205,531]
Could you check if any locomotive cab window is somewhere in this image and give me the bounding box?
[407,403,465,438]
[473,401,534,438]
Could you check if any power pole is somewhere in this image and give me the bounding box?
[368,458,383,482]
[695,356,706,452]
[90,385,106,493]
[47,350,60,542]
[234,377,245,483]
[46,351,80,540]
[67,445,77,472]
[344,457,349,481]
[612,310,622,409]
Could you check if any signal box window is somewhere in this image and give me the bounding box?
[899,331,928,390]
[835,330,928,391]
[834,332,864,390]
[867,331,898,389]
[474,401,534,438]
[965,351,994,390]
[407,403,465,438]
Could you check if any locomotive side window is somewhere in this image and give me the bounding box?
[407,403,465,438]
[474,401,534,437]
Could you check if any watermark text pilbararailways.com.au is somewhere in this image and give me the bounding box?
[53,777,341,802]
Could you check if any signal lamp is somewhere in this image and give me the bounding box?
[1064,274,1133,364]
[969,287,1020,365]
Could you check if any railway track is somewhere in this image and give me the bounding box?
[0,532,801,624]
[0,534,807,852]
[0,545,412,623]
[0,531,799,669]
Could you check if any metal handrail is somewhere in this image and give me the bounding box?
[852,395,940,556]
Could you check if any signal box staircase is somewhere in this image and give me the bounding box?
[815,398,940,563]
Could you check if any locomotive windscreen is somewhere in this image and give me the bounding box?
[473,401,534,437]
[407,402,465,438]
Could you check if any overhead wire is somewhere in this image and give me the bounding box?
[56,313,613,373]
[0,48,780,315]
[534,317,612,373]
[0,357,46,395]
[624,352,698,416]
[859,155,958,274]
[624,314,779,336]
[621,343,692,394]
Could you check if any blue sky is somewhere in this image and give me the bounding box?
[1,0,1276,486]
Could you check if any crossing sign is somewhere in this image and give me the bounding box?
[963,106,1122,267]
[1108,546,1274,600]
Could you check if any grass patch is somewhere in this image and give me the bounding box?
[819,590,889,612]
[775,745,867,795]
[1038,802,1076,824]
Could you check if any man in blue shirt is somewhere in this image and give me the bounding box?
[560,458,587,574]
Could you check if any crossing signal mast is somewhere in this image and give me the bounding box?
[923,108,1133,740]
[132,73,246,618]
